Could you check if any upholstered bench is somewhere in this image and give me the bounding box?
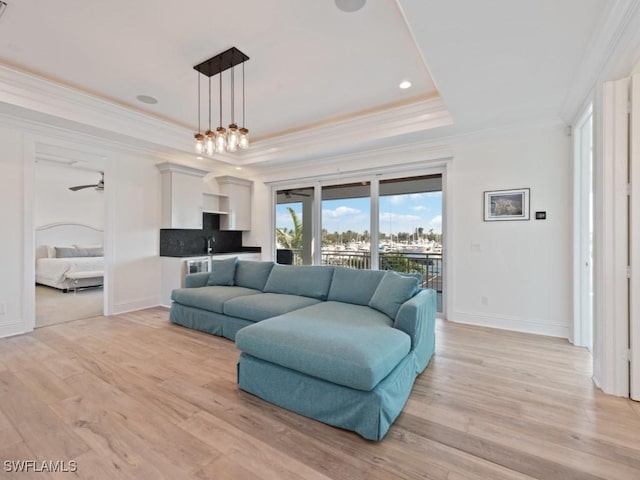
[64,270,103,292]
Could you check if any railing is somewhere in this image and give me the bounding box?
[290,249,443,293]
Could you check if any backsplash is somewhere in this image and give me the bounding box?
[160,213,255,257]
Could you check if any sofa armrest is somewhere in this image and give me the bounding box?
[184,272,210,288]
[394,289,436,372]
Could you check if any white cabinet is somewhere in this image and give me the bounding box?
[158,163,209,229]
[216,176,253,231]
[202,192,229,214]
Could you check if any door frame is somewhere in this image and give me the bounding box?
[572,104,594,349]
[23,134,112,332]
[592,78,630,397]
[629,74,640,400]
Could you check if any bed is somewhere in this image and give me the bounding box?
[35,223,104,292]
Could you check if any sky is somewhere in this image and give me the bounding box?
[276,192,442,235]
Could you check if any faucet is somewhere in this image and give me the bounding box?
[207,236,216,255]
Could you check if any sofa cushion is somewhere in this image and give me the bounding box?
[368,272,420,319]
[235,260,274,291]
[171,286,260,314]
[223,293,321,322]
[235,301,411,391]
[263,264,334,300]
[206,257,238,286]
[327,267,386,306]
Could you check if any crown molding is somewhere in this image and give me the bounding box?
[560,0,640,123]
[0,64,202,154]
[233,97,452,165]
[252,116,565,183]
[156,162,209,177]
[0,63,454,169]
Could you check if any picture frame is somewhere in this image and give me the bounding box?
[484,188,530,221]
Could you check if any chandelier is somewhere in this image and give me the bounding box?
[193,47,249,155]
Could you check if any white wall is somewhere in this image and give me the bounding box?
[0,121,163,337]
[0,127,26,337]
[34,163,104,229]
[106,151,162,314]
[449,126,571,337]
[245,123,572,338]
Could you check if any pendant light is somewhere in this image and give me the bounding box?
[204,77,215,155]
[239,61,250,149]
[194,72,204,154]
[193,47,250,155]
[227,65,239,152]
[215,70,227,154]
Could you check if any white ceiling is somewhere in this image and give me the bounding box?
[0,0,625,166]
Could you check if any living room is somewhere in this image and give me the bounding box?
[0,0,639,478]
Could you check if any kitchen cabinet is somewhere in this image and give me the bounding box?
[202,192,228,214]
[158,163,209,229]
[216,176,253,231]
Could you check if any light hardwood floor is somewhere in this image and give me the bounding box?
[0,308,639,479]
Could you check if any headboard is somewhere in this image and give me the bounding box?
[35,222,104,259]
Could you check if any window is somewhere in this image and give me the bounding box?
[273,173,444,312]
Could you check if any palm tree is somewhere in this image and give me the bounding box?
[276,207,303,249]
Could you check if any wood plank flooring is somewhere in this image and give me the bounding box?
[0,307,639,479]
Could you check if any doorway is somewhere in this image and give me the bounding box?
[34,160,105,327]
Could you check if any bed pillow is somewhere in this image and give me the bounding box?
[74,244,102,249]
[55,246,103,258]
[55,247,86,258]
[36,245,50,260]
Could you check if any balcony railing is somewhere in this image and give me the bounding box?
[290,249,443,293]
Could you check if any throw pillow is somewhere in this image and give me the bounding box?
[368,271,419,319]
[234,260,274,291]
[207,257,238,286]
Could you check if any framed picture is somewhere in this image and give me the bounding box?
[484,188,530,221]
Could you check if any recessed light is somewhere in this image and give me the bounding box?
[235,167,243,171]
[136,95,158,105]
[399,81,412,90]
[335,0,366,13]
[196,156,204,160]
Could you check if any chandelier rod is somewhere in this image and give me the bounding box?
[208,76,211,132]
[242,62,245,127]
[231,65,235,125]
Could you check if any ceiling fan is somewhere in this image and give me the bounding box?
[69,172,104,192]
[283,189,311,198]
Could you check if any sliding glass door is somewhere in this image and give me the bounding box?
[273,173,444,312]
[379,175,443,311]
[275,187,314,265]
[321,182,371,269]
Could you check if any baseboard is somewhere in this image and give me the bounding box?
[111,296,162,315]
[0,319,29,339]
[449,310,569,338]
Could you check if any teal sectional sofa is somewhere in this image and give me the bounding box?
[170,259,436,440]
